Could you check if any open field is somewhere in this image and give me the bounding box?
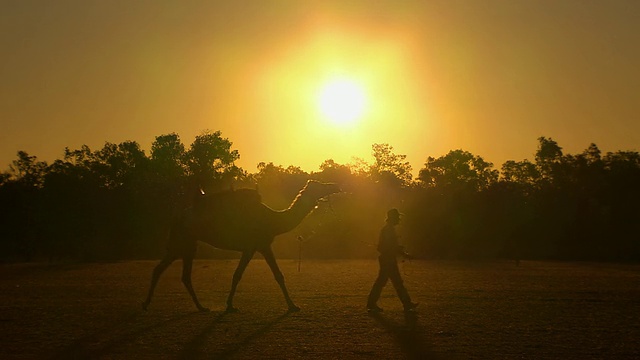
[1,259,639,359]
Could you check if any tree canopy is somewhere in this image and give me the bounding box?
[1,133,639,262]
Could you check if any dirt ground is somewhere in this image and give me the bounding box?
[0,259,639,359]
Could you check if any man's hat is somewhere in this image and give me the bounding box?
[386,208,403,220]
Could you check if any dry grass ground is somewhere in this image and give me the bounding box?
[0,259,639,359]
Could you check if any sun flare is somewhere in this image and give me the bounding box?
[317,78,367,125]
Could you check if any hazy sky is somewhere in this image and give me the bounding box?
[1,0,639,174]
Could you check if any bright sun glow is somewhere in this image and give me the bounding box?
[317,78,367,125]
[253,28,423,169]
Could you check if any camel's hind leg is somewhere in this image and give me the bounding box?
[226,250,255,312]
[181,255,209,312]
[260,246,300,312]
[142,254,177,310]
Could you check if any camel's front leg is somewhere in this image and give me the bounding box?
[142,254,177,310]
[260,246,300,312]
[182,256,209,312]
[226,250,255,312]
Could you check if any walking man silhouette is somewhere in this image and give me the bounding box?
[367,208,418,313]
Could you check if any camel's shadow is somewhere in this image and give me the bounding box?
[178,310,292,359]
[50,308,211,359]
[51,306,292,360]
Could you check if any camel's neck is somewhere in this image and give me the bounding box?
[272,191,319,235]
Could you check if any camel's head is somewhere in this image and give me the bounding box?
[302,180,341,202]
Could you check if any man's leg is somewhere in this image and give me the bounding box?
[387,260,417,310]
[367,258,389,311]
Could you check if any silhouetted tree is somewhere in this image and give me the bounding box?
[9,151,48,188]
[418,149,498,191]
[0,172,9,186]
[151,133,186,177]
[149,133,188,218]
[347,156,371,177]
[317,159,351,183]
[535,136,564,184]
[185,130,241,192]
[412,150,476,258]
[500,160,539,188]
[2,132,640,262]
[600,150,640,260]
[370,143,413,187]
[254,162,308,208]
[0,152,48,261]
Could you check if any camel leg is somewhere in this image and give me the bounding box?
[226,250,255,312]
[142,254,177,310]
[260,246,300,312]
[182,255,209,312]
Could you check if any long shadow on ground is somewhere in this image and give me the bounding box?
[178,311,291,360]
[50,310,207,359]
[370,311,438,360]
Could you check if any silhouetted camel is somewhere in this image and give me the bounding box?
[143,180,341,313]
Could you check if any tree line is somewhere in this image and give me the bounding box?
[1,131,639,262]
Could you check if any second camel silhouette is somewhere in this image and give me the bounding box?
[143,180,341,313]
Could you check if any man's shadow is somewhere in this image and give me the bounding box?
[369,311,437,360]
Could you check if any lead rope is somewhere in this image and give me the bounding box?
[297,235,304,273]
[297,194,342,273]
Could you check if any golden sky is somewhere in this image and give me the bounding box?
[1,0,639,174]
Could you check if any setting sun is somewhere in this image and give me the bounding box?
[250,25,427,168]
[317,78,367,125]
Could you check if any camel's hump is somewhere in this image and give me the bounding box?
[195,188,262,212]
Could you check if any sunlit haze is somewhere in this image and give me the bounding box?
[318,77,367,125]
[1,1,639,174]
